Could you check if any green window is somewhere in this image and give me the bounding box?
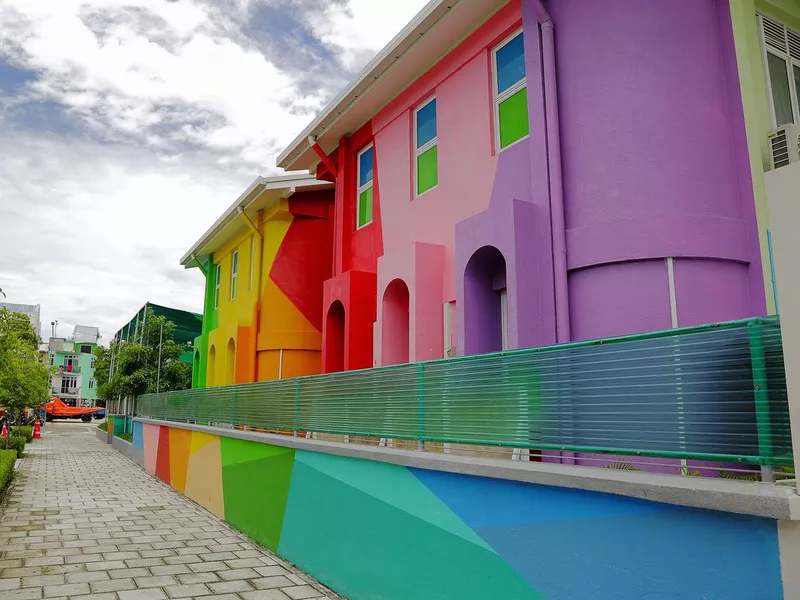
[414,97,438,195]
[231,250,238,300]
[214,263,221,309]
[357,145,374,228]
[493,31,529,150]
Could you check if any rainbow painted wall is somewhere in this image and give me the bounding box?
[134,420,784,600]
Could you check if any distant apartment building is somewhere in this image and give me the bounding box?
[48,325,100,407]
[0,302,41,338]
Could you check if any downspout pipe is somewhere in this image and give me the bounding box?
[238,207,264,383]
[533,1,570,344]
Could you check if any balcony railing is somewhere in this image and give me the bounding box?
[136,316,793,470]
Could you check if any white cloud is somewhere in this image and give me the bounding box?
[0,0,430,344]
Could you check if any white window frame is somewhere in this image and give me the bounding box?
[413,96,438,197]
[89,379,94,390]
[500,289,509,351]
[231,250,239,300]
[214,263,221,309]
[759,14,800,127]
[492,28,528,152]
[249,235,255,290]
[356,144,374,229]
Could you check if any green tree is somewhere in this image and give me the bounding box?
[96,308,192,402]
[0,308,50,415]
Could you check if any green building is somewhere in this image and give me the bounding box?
[47,325,100,407]
[114,302,203,366]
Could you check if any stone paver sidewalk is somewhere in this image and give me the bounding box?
[0,422,339,600]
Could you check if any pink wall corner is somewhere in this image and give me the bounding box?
[372,4,521,364]
[142,423,160,474]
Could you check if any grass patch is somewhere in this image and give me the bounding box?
[15,426,33,443]
[97,422,108,432]
[0,437,26,458]
[116,432,133,443]
[0,448,16,495]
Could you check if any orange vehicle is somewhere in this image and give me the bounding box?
[44,397,104,422]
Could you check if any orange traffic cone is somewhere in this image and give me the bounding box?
[0,422,7,438]
[33,419,41,439]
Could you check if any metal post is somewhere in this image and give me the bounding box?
[749,321,775,482]
[156,322,163,393]
[417,364,425,451]
[293,380,300,436]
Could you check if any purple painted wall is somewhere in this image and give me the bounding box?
[456,0,765,354]
[553,0,765,339]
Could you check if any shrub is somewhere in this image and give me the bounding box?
[0,449,15,492]
[116,432,133,443]
[97,422,108,432]
[1,436,25,458]
[16,426,33,443]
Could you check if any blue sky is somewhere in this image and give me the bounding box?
[0,0,428,341]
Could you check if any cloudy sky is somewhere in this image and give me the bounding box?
[0,0,428,343]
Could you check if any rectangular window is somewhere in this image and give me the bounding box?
[89,379,94,390]
[231,250,239,300]
[357,145,374,228]
[414,97,438,195]
[80,344,92,354]
[761,15,800,126]
[214,263,221,309]
[493,30,529,150]
[249,235,255,290]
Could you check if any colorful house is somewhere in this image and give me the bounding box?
[278,0,768,372]
[182,174,334,388]
[48,325,100,407]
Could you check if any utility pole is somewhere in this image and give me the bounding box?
[156,321,164,393]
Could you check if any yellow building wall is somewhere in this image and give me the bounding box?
[207,198,327,386]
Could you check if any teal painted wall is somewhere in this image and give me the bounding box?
[143,422,785,600]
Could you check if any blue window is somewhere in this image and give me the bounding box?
[416,98,437,148]
[357,145,374,228]
[493,31,529,149]
[358,146,374,188]
[495,32,526,94]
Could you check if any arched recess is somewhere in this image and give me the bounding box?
[208,345,216,387]
[192,350,200,386]
[325,301,346,373]
[382,279,410,365]
[463,245,508,355]
[225,338,236,385]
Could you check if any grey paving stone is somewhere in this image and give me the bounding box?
[175,572,220,585]
[208,578,256,593]
[134,574,180,588]
[0,424,337,600]
[42,582,90,597]
[162,583,211,598]
[118,589,169,600]
[218,567,260,581]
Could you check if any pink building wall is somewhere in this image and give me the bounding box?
[372,3,521,366]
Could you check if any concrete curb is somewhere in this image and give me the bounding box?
[110,435,144,467]
[135,417,800,520]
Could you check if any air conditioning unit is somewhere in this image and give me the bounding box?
[768,124,800,170]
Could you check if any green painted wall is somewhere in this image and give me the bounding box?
[730,0,800,315]
[192,255,218,389]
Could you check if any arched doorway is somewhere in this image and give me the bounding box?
[325,301,346,373]
[226,338,236,385]
[192,350,200,387]
[464,245,508,355]
[207,345,216,387]
[382,279,410,365]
